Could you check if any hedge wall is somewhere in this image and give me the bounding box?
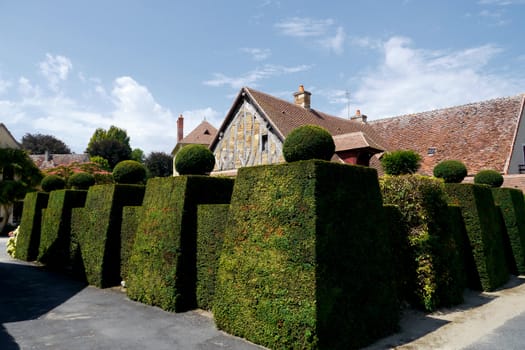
[444,183,508,291]
[38,189,87,269]
[492,187,525,274]
[127,176,234,312]
[120,205,142,282]
[196,204,230,310]
[15,192,49,261]
[213,160,399,350]
[72,184,145,288]
[380,175,464,311]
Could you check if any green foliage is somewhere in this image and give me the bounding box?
[445,183,509,291]
[282,125,335,162]
[72,184,145,287]
[492,188,525,274]
[380,175,465,311]
[68,172,95,190]
[474,170,504,188]
[38,189,87,269]
[196,204,230,310]
[6,226,19,257]
[86,126,132,169]
[127,176,234,312]
[41,175,66,192]
[214,161,399,350]
[433,160,468,183]
[112,160,147,184]
[174,144,215,175]
[89,156,111,171]
[380,150,422,175]
[14,192,49,261]
[21,133,71,154]
[120,206,142,283]
[145,151,173,178]
[131,148,145,163]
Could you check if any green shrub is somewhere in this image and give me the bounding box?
[38,189,87,269]
[474,170,504,188]
[112,160,147,184]
[433,160,468,183]
[6,226,19,257]
[380,150,421,175]
[380,175,464,311]
[492,188,525,274]
[214,161,399,350]
[72,184,145,288]
[127,176,234,312]
[196,204,230,310]
[445,183,508,291]
[120,205,142,283]
[68,172,96,190]
[282,125,335,162]
[14,192,49,261]
[175,144,215,175]
[41,175,66,192]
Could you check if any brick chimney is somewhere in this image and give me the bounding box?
[177,114,184,142]
[350,109,367,123]
[293,84,311,109]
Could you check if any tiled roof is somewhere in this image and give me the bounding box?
[30,153,90,170]
[181,120,217,145]
[333,131,385,153]
[369,94,525,176]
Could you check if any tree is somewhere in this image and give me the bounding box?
[380,150,421,175]
[21,133,71,154]
[86,126,132,169]
[144,152,173,178]
[131,148,145,163]
[0,148,42,231]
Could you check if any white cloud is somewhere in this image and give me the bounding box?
[345,36,522,119]
[478,0,525,4]
[18,77,40,97]
[39,53,73,91]
[203,64,312,89]
[319,26,345,55]
[241,48,271,61]
[0,79,11,95]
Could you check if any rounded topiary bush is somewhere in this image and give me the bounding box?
[112,160,147,184]
[68,172,96,189]
[380,150,422,175]
[474,169,504,188]
[41,174,66,192]
[433,160,468,183]
[175,144,215,175]
[282,125,335,162]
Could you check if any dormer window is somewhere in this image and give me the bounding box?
[427,147,436,156]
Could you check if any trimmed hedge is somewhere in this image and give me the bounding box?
[282,125,335,162]
[474,170,504,188]
[72,184,145,288]
[380,150,421,175]
[41,175,66,192]
[433,160,468,183]
[68,172,95,190]
[112,160,147,184]
[196,204,230,310]
[14,192,49,261]
[213,161,399,350]
[127,176,234,312]
[120,205,142,282]
[380,175,464,311]
[174,144,215,175]
[444,183,509,291]
[492,187,525,274]
[38,189,88,269]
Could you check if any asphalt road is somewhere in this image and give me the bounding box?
[0,237,264,350]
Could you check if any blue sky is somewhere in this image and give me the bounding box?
[1,0,524,154]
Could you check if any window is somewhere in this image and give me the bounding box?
[427,147,436,156]
[262,134,268,151]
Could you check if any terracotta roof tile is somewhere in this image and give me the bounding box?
[180,120,217,145]
[30,153,90,170]
[333,131,385,152]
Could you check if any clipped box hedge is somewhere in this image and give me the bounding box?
[15,191,49,261]
[127,176,234,312]
[445,183,508,291]
[492,187,525,274]
[38,189,88,269]
[72,184,145,288]
[120,205,142,282]
[213,160,399,350]
[196,204,230,310]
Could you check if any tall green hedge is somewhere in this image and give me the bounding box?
[15,191,49,261]
[72,184,145,288]
[196,204,230,310]
[444,183,509,291]
[380,175,464,311]
[213,161,399,350]
[127,176,234,312]
[491,188,525,274]
[120,205,142,282]
[38,189,88,269]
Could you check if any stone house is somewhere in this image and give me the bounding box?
[0,123,23,225]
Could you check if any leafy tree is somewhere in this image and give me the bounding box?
[144,152,173,178]
[131,148,145,163]
[0,148,42,231]
[380,150,421,175]
[86,126,132,169]
[21,133,71,154]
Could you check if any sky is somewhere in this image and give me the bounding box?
[0,0,524,155]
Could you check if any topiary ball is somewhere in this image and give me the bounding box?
[380,149,422,175]
[175,144,215,175]
[282,125,335,162]
[68,172,96,190]
[433,160,468,183]
[474,169,504,188]
[112,160,147,184]
[41,175,66,192]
